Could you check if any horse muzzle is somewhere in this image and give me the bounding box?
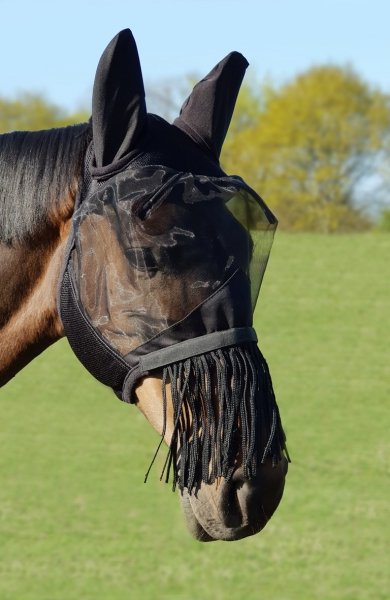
[180,458,288,542]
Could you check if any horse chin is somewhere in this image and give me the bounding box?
[135,377,288,542]
[179,459,288,542]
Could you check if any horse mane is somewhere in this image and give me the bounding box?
[0,123,91,243]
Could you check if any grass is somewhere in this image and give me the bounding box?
[0,233,388,600]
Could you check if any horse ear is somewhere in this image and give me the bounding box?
[173,52,249,162]
[92,29,147,170]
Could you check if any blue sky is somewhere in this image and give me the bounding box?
[0,0,388,113]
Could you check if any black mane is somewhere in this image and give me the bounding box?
[0,123,91,243]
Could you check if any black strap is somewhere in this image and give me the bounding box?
[139,327,257,371]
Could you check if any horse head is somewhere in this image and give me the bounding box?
[0,28,288,542]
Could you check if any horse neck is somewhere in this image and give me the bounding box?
[0,217,72,387]
[0,124,90,387]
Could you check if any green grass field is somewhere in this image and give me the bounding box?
[0,234,388,600]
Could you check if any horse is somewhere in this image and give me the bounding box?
[0,29,288,542]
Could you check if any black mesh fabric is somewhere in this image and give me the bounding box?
[60,270,128,395]
[60,164,277,402]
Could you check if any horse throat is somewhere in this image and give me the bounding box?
[0,223,71,387]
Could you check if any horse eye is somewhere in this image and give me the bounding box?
[125,247,158,274]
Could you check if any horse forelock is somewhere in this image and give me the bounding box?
[0,123,91,244]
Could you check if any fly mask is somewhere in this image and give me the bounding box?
[59,29,287,492]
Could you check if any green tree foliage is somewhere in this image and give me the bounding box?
[222,66,390,232]
[376,207,390,231]
[0,93,89,133]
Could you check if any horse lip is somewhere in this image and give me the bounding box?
[179,487,268,542]
[180,489,215,542]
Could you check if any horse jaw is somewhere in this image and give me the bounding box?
[135,376,287,542]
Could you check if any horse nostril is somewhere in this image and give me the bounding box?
[219,479,245,528]
[230,466,247,489]
[218,468,262,528]
[228,460,287,525]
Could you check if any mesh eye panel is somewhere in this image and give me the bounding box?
[68,166,276,358]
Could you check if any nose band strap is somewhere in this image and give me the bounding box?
[138,326,257,371]
[122,326,257,400]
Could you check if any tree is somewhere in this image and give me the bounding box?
[0,93,89,133]
[222,66,390,232]
[377,207,390,231]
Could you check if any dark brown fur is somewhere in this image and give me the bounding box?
[0,203,73,386]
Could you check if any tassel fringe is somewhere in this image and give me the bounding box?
[144,342,288,493]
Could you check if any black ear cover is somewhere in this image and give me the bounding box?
[174,52,248,161]
[92,28,147,172]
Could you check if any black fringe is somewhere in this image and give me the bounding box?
[144,342,288,493]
